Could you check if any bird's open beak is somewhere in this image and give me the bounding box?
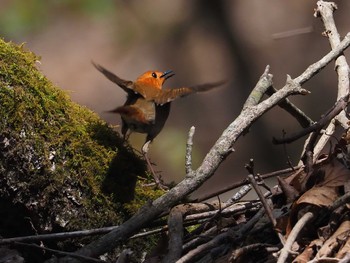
[160,70,175,80]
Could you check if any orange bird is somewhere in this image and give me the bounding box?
[93,63,224,152]
[93,62,224,186]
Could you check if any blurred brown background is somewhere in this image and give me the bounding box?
[1,0,349,199]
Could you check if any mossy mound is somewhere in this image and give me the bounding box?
[0,38,150,260]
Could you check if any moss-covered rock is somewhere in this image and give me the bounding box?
[0,38,155,260]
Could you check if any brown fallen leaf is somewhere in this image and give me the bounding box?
[316,160,350,188]
[295,185,339,208]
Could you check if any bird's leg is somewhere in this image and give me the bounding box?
[142,141,168,190]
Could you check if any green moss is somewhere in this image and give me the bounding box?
[0,38,171,261]
[0,38,150,235]
[123,177,165,214]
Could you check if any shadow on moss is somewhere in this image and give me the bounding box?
[103,147,147,203]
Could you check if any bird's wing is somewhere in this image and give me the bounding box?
[154,80,226,105]
[92,62,134,93]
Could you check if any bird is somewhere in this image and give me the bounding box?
[93,62,224,187]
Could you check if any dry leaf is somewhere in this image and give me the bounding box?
[296,186,339,208]
[317,160,350,187]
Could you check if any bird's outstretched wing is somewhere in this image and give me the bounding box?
[92,62,134,93]
[154,80,226,105]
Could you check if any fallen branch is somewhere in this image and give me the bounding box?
[277,212,315,263]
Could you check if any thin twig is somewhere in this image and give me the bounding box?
[266,86,314,128]
[247,174,276,227]
[273,95,349,144]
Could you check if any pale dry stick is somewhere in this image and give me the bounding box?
[56,34,350,263]
[277,212,315,263]
[226,184,252,204]
[184,202,260,222]
[303,1,350,162]
[315,1,350,110]
[185,126,196,176]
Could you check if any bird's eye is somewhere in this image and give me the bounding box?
[151,72,157,78]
